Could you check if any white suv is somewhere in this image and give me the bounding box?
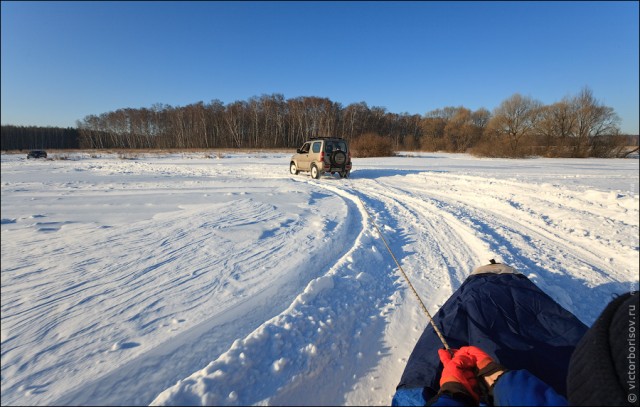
[289,137,352,179]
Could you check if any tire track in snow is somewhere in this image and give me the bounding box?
[148,172,495,406]
[346,177,490,295]
[374,172,638,323]
[148,176,418,406]
[407,172,637,266]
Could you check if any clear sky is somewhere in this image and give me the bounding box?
[1,1,638,134]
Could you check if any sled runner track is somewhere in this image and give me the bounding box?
[304,175,489,325]
[351,179,484,291]
[332,179,453,351]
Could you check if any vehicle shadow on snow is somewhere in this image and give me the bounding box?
[349,168,442,180]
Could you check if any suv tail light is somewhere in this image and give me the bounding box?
[320,151,325,162]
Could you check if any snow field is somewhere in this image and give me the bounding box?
[1,151,638,406]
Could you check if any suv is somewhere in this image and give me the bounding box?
[290,137,352,179]
[27,150,47,159]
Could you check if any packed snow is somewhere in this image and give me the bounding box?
[1,151,638,406]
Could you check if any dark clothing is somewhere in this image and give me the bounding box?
[567,291,638,406]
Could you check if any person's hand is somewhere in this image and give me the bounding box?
[437,348,481,404]
[458,346,507,392]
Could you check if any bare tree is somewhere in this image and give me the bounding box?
[535,100,576,156]
[444,107,484,152]
[570,87,621,157]
[341,102,370,140]
[486,94,542,156]
[419,117,447,151]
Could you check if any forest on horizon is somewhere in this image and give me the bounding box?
[2,88,638,158]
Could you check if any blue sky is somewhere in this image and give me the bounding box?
[1,1,638,134]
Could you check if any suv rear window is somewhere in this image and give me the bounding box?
[325,141,347,152]
[312,142,322,153]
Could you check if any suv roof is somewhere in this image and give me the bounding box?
[308,136,345,140]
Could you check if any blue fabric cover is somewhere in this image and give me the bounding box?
[392,272,588,405]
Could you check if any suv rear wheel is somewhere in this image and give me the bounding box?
[310,164,320,179]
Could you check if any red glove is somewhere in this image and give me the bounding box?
[437,348,481,404]
[458,346,507,398]
[458,345,495,370]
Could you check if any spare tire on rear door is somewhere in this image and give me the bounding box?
[331,150,347,166]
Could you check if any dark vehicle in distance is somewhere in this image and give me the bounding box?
[27,150,47,159]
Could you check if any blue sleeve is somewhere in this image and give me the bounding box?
[391,388,469,407]
[429,394,467,406]
[391,388,427,406]
[494,370,568,406]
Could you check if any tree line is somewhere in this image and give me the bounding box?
[74,95,423,152]
[2,88,637,157]
[1,125,79,150]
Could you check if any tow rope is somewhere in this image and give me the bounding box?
[347,177,451,352]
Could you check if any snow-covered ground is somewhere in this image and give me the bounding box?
[1,151,638,406]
